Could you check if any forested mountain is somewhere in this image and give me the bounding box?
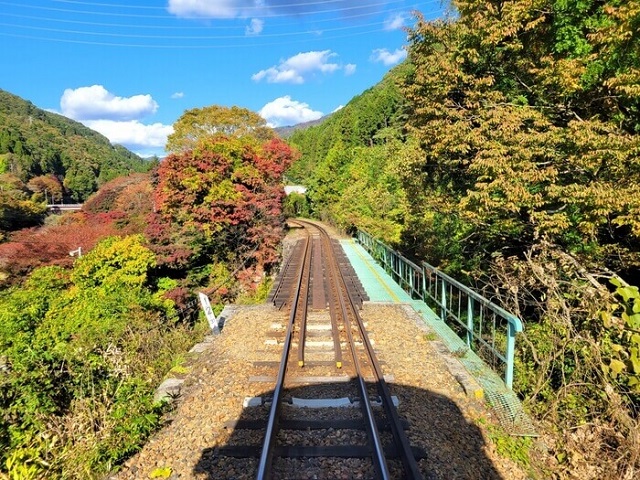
[0,89,154,233]
[287,65,409,241]
[0,89,151,188]
[288,1,640,477]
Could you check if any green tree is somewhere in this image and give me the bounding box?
[166,105,274,153]
[72,235,156,290]
[283,192,310,218]
[63,162,97,202]
[0,236,195,478]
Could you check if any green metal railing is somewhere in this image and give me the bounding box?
[356,229,523,389]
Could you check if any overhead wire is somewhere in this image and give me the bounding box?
[52,0,346,12]
[0,0,447,48]
[0,18,408,40]
[0,0,433,20]
[1,4,428,31]
[0,27,401,48]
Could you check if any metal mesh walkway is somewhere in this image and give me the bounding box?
[340,238,537,437]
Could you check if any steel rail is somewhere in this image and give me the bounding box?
[256,233,312,480]
[296,238,313,367]
[331,241,424,480]
[325,249,344,369]
[268,247,296,308]
[308,220,423,480]
[317,226,390,480]
[259,219,421,479]
[268,220,304,308]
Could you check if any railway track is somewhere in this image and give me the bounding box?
[217,220,425,479]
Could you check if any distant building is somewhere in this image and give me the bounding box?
[284,185,307,196]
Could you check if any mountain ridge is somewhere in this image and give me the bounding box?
[0,89,153,202]
[275,114,332,138]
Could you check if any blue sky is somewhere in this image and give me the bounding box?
[1,1,449,157]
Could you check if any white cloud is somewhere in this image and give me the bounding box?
[60,85,158,121]
[83,120,174,149]
[384,12,408,31]
[58,85,172,154]
[167,0,259,19]
[167,0,379,19]
[370,48,407,66]
[332,105,344,113]
[344,63,357,76]
[252,50,347,84]
[252,67,301,84]
[259,96,323,127]
[246,18,264,35]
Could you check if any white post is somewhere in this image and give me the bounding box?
[198,292,219,334]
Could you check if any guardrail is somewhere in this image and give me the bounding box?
[356,229,523,389]
[47,203,83,212]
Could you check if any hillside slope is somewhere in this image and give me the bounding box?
[285,64,409,242]
[0,89,153,202]
[287,64,407,184]
[274,115,331,138]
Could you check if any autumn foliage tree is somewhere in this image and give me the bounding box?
[0,174,46,234]
[393,3,640,476]
[26,174,63,203]
[154,133,298,287]
[0,212,126,284]
[0,174,153,284]
[166,105,275,153]
[400,5,640,271]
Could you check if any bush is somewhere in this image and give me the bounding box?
[0,236,205,478]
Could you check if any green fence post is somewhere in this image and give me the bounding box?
[505,322,517,389]
[467,296,474,348]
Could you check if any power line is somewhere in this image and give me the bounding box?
[0,19,399,40]
[0,27,382,48]
[0,1,447,48]
[1,4,428,31]
[0,0,436,20]
[52,0,345,11]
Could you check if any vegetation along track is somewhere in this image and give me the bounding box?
[215,220,425,479]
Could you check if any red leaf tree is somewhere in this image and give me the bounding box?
[0,212,124,284]
[152,135,298,285]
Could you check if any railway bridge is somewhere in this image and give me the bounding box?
[46,203,83,213]
[111,220,536,480]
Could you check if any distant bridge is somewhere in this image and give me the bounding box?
[47,203,83,213]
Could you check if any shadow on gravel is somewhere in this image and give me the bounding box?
[193,381,507,480]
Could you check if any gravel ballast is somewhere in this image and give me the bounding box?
[109,299,531,479]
